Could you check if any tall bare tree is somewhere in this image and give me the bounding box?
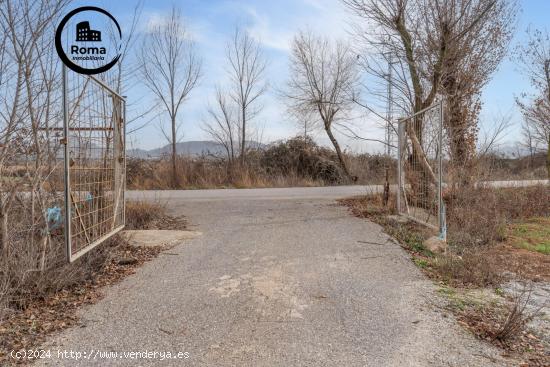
[139,7,202,187]
[203,87,238,168]
[203,27,266,171]
[343,0,517,182]
[226,27,267,166]
[515,27,550,178]
[285,31,359,179]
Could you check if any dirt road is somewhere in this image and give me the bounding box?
[38,187,514,366]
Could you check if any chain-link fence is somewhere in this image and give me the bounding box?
[397,101,446,240]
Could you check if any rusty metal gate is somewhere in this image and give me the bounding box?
[62,66,126,262]
[397,101,446,240]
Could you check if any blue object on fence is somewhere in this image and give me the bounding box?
[86,192,93,202]
[438,205,447,242]
[46,206,63,231]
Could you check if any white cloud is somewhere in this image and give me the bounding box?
[244,7,294,52]
[235,0,351,52]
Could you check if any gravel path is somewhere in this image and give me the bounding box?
[38,187,514,366]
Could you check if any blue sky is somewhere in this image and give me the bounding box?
[70,0,550,152]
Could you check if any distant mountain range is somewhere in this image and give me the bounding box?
[127,140,265,159]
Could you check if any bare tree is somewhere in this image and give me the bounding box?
[521,118,538,168]
[515,27,550,178]
[343,0,517,182]
[0,0,69,258]
[203,87,238,168]
[285,31,359,179]
[139,7,202,187]
[202,27,266,171]
[226,27,267,166]
[290,107,317,141]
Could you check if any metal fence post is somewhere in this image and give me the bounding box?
[62,65,72,262]
[397,119,404,214]
[438,100,446,241]
[112,95,122,228]
[122,97,127,226]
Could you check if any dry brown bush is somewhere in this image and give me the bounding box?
[125,201,166,229]
[341,184,549,288]
[0,200,181,321]
[0,195,186,363]
[477,152,548,181]
[125,200,187,230]
[425,185,548,286]
[0,198,185,361]
[432,250,502,287]
[127,136,544,191]
[455,283,548,365]
[349,154,396,185]
[126,136,393,189]
[1,204,117,316]
[7,238,114,312]
[445,185,550,250]
[0,237,165,363]
[493,285,537,342]
[259,136,345,184]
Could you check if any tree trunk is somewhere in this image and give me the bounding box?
[324,123,352,180]
[171,116,178,188]
[39,234,49,272]
[448,107,473,187]
[546,62,550,181]
[0,209,8,258]
[240,107,246,167]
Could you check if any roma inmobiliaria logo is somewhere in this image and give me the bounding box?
[55,6,122,75]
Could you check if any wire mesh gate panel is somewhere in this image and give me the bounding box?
[397,101,446,240]
[62,66,126,262]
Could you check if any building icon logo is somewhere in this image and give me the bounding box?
[76,21,101,42]
[55,6,122,75]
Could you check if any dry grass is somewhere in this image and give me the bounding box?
[125,134,546,191]
[342,195,501,287]
[340,185,550,364]
[432,250,502,287]
[477,152,548,181]
[0,200,185,364]
[1,200,185,319]
[126,136,393,190]
[341,185,550,287]
[486,245,550,282]
[125,137,546,191]
[442,185,549,285]
[0,237,164,364]
[445,185,550,250]
[124,200,187,230]
[126,155,322,189]
[452,284,548,366]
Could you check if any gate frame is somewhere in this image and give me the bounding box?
[62,65,127,263]
[397,100,446,241]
